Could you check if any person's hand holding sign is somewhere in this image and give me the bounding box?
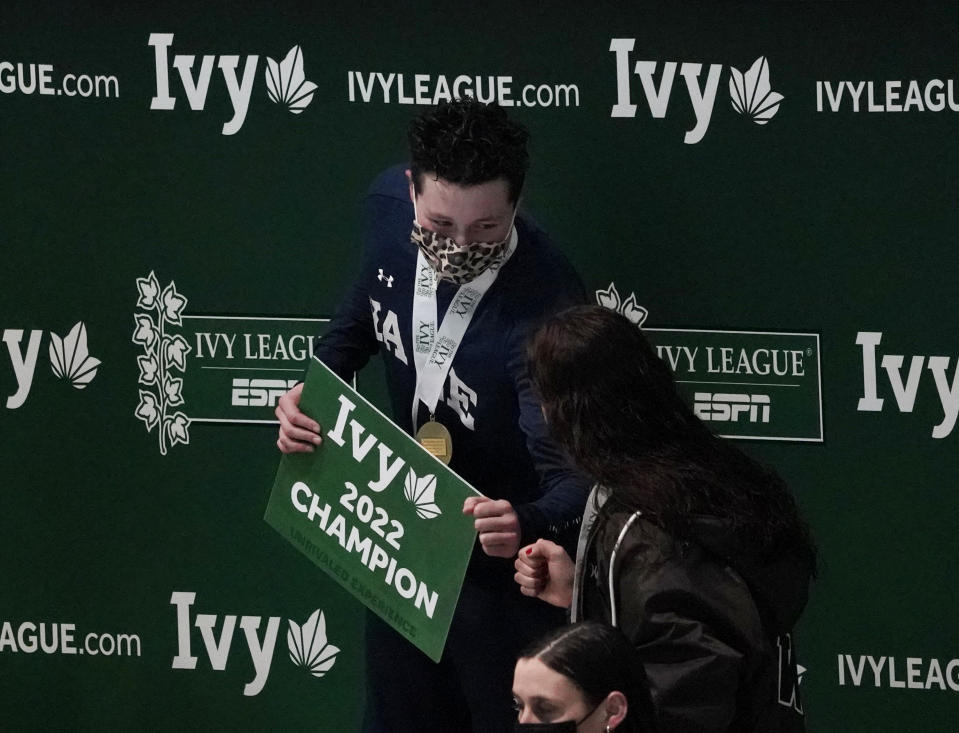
[275,383,323,453]
[463,496,521,558]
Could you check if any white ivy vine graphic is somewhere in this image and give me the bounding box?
[595,282,649,327]
[133,271,191,455]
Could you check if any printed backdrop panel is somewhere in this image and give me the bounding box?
[3,1,959,730]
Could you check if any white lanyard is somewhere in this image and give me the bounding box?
[410,227,518,430]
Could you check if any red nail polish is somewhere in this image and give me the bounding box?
[526,547,532,555]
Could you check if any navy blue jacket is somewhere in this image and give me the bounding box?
[314,165,589,552]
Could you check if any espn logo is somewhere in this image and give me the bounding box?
[231,378,300,407]
[694,392,770,423]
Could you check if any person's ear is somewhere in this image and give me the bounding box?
[405,169,415,203]
[603,691,628,730]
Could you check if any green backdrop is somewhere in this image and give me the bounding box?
[3,1,958,730]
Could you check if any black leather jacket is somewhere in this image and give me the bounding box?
[572,492,811,733]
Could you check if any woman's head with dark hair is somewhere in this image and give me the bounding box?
[408,97,529,204]
[528,304,701,476]
[527,305,816,564]
[513,621,654,732]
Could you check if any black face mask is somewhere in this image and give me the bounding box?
[514,721,577,733]
[514,699,603,732]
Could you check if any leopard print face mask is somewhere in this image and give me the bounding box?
[411,199,516,284]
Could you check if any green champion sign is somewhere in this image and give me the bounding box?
[264,358,478,662]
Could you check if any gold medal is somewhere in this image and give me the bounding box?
[415,417,452,464]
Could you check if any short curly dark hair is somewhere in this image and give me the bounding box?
[408,98,530,204]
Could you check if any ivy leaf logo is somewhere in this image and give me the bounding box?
[135,390,160,430]
[403,468,442,519]
[166,412,190,447]
[134,272,192,456]
[729,56,783,125]
[287,610,340,678]
[132,314,158,352]
[136,271,161,309]
[620,293,648,327]
[161,283,187,325]
[137,354,159,386]
[595,282,621,312]
[165,334,192,372]
[49,321,101,389]
[163,375,185,407]
[595,282,648,328]
[265,46,317,114]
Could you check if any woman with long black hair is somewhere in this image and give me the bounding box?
[514,305,816,733]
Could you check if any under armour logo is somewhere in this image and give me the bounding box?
[377,269,394,288]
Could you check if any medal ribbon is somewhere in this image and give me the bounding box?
[410,227,518,430]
